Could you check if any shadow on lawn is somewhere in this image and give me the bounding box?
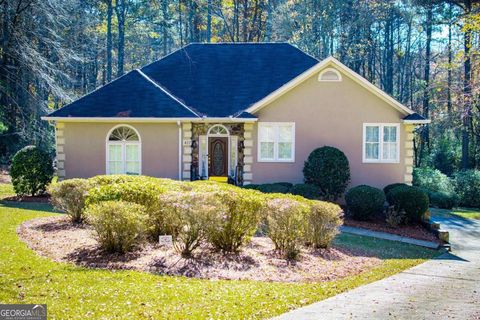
[0,200,57,213]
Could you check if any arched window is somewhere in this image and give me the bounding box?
[106,125,141,175]
[318,68,342,82]
[207,124,229,136]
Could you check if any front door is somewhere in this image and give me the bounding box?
[208,137,228,177]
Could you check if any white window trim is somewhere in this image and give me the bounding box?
[318,67,342,82]
[362,123,400,164]
[257,122,295,163]
[106,124,142,175]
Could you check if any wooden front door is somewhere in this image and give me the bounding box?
[208,137,228,177]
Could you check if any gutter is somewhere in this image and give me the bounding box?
[41,117,258,123]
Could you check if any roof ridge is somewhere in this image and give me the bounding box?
[135,69,201,118]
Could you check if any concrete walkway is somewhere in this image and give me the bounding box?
[277,214,480,320]
[340,225,440,249]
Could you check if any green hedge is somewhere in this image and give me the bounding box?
[11,146,54,196]
[388,186,429,224]
[454,170,480,208]
[346,185,385,221]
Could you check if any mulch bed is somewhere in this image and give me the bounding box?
[18,216,382,283]
[343,217,441,244]
[2,194,50,203]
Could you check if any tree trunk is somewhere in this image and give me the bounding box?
[115,0,126,77]
[106,0,113,82]
[420,4,433,161]
[207,0,212,42]
[447,3,453,114]
[462,20,472,169]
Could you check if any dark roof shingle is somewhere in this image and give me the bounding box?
[48,70,197,118]
[141,43,318,117]
[48,43,318,119]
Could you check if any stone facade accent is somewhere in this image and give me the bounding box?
[242,123,254,185]
[182,122,192,181]
[404,124,415,184]
[55,122,66,180]
[191,123,246,184]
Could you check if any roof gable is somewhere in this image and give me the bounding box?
[246,56,415,117]
[48,70,198,118]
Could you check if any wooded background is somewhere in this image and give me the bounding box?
[0,0,479,176]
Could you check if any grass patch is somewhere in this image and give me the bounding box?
[431,207,480,220]
[1,201,439,319]
[0,183,14,198]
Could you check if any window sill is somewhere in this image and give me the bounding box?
[362,160,400,164]
[257,159,295,163]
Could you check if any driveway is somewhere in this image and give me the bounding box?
[277,213,480,320]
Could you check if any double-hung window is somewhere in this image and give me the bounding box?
[258,122,295,162]
[363,123,400,163]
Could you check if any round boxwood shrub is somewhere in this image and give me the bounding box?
[289,183,320,200]
[303,146,350,201]
[383,183,408,197]
[345,185,386,220]
[10,146,54,196]
[454,170,480,208]
[388,186,429,224]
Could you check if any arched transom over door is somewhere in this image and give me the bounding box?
[106,125,141,175]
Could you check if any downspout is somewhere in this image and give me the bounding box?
[177,121,182,180]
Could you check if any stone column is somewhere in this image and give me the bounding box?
[182,122,192,181]
[242,123,254,185]
[55,122,66,180]
[404,124,415,185]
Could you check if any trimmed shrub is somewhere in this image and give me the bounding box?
[454,170,480,208]
[388,186,429,224]
[275,182,294,188]
[160,191,221,257]
[304,200,342,248]
[289,183,321,200]
[265,197,309,260]
[413,167,455,194]
[345,185,386,221]
[303,146,350,201]
[384,183,408,205]
[258,183,291,194]
[242,184,261,190]
[383,183,408,197]
[428,190,458,209]
[86,180,168,238]
[206,189,264,252]
[85,201,147,253]
[49,179,91,222]
[10,146,54,196]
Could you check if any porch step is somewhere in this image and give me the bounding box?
[208,176,228,183]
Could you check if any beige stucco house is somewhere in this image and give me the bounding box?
[42,43,429,189]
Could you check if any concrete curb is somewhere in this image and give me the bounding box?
[340,226,440,249]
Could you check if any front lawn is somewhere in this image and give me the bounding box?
[0,196,440,319]
[431,207,480,220]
